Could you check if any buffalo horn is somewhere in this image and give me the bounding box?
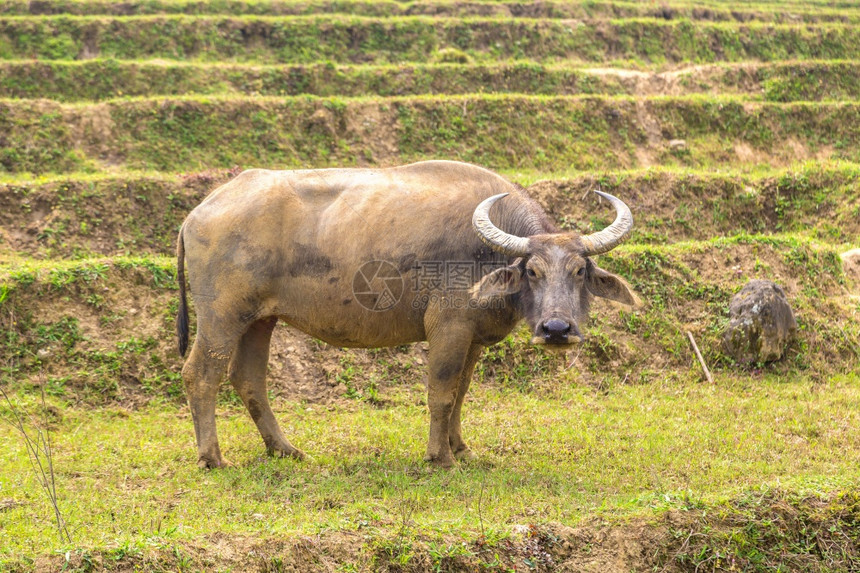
[579,191,633,256]
[472,193,531,257]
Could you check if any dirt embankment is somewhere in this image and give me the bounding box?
[19,490,860,572]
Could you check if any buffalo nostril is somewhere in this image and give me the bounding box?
[543,318,571,342]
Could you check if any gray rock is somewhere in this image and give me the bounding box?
[840,248,860,285]
[722,280,797,364]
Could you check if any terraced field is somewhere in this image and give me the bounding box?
[2,1,860,571]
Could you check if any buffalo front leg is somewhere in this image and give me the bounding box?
[182,341,231,469]
[424,330,473,468]
[228,317,305,461]
[449,344,483,461]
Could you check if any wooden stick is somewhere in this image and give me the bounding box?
[686,331,714,384]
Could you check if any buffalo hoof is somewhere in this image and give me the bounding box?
[268,444,307,461]
[454,448,478,462]
[424,453,455,469]
[197,456,233,470]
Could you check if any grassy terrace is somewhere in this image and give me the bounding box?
[2,0,860,570]
[2,94,860,174]
[1,17,860,64]
[1,163,859,259]
[2,233,858,401]
[0,0,858,22]
[3,59,860,101]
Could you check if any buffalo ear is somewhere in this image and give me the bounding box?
[585,261,639,306]
[471,259,525,302]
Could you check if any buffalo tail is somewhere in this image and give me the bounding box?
[176,224,189,357]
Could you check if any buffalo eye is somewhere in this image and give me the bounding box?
[526,268,537,278]
[576,267,586,277]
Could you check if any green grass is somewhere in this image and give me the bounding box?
[2,373,859,569]
[6,59,860,102]
[1,16,860,64]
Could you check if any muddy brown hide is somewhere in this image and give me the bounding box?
[176,160,635,469]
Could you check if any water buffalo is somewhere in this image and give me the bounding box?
[176,160,636,468]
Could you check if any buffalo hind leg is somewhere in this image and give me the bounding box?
[182,341,232,469]
[228,317,305,461]
[449,344,482,461]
